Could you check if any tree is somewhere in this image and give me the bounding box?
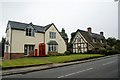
[0,37,6,57]
[106,37,117,47]
[70,32,76,43]
[106,37,120,51]
[61,28,68,39]
[61,28,69,50]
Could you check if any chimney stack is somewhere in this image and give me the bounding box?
[100,32,104,36]
[87,27,92,33]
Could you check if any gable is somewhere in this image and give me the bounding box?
[24,23,36,31]
[45,23,66,43]
[72,31,94,48]
[72,32,86,44]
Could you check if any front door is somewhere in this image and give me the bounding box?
[39,43,46,56]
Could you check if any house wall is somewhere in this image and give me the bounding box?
[4,26,11,53]
[11,29,44,55]
[72,32,93,53]
[45,25,66,54]
[72,32,87,53]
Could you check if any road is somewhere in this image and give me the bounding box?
[3,55,119,78]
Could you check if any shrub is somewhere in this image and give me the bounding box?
[107,50,120,55]
[47,53,66,57]
[84,50,100,54]
[64,51,71,55]
[83,52,89,54]
[99,49,107,55]
[99,49,120,56]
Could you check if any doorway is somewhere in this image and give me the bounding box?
[24,45,34,56]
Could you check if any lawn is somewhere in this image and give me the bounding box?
[45,54,103,63]
[1,58,52,68]
[1,54,103,68]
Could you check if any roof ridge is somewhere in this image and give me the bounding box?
[8,20,29,25]
[78,29,103,36]
[7,20,46,32]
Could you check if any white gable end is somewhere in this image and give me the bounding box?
[45,24,66,54]
[72,32,87,44]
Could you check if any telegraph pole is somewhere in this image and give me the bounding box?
[114,0,120,39]
[118,0,120,39]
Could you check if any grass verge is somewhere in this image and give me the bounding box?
[1,54,103,68]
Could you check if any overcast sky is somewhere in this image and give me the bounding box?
[0,0,118,41]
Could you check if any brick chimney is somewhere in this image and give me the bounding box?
[100,32,104,36]
[87,27,92,33]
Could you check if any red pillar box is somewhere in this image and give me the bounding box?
[34,49,38,56]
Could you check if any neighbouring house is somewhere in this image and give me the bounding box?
[70,27,108,53]
[4,20,67,59]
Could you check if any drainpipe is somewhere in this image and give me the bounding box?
[10,29,12,60]
[44,32,46,55]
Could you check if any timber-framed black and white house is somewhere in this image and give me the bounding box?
[70,27,108,53]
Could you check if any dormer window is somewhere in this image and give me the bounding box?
[100,39,103,43]
[26,27,35,37]
[93,38,96,43]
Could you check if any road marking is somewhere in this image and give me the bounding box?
[102,61,116,66]
[57,68,93,78]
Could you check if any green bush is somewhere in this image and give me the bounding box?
[99,49,107,55]
[107,50,120,55]
[83,52,89,54]
[64,51,71,55]
[47,53,66,57]
[99,49,120,56]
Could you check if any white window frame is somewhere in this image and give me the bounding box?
[50,32,56,39]
[24,45,34,56]
[48,44,58,52]
[6,45,8,53]
[26,27,35,37]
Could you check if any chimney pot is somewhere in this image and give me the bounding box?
[87,27,92,33]
[100,32,104,36]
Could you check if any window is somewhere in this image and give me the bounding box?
[100,39,103,43]
[26,27,35,36]
[50,32,56,39]
[24,45,34,56]
[6,46,8,53]
[48,45,58,52]
[93,38,96,43]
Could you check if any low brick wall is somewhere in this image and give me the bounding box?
[4,53,24,60]
[28,52,34,57]
[4,53,10,60]
[48,52,58,55]
[11,53,24,59]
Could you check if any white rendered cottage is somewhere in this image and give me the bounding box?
[4,21,67,59]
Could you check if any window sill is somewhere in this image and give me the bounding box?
[48,51,58,53]
[26,35,35,37]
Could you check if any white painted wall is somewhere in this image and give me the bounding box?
[5,24,66,55]
[4,26,11,53]
[45,24,66,54]
[11,29,44,53]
